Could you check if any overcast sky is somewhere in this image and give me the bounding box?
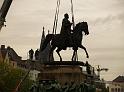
[0,0,124,81]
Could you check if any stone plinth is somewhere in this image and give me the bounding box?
[38,61,87,85]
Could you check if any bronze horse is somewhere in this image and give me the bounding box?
[41,22,89,61]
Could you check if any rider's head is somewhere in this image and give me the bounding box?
[64,13,69,19]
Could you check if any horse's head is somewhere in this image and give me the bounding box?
[76,21,89,35]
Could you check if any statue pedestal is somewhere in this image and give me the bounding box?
[38,61,87,85]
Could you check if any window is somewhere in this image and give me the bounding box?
[111,88,114,92]
[118,88,120,92]
[115,88,117,92]
[121,88,123,92]
[35,74,37,78]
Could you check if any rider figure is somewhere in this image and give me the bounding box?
[60,13,73,48]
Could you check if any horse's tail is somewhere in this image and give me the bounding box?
[40,34,54,51]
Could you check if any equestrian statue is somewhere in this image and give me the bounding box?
[41,13,89,61]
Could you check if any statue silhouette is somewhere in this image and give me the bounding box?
[85,61,91,75]
[35,49,39,60]
[41,22,89,61]
[29,49,34,60]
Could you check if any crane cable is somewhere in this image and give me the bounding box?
[52,0,60,34]
[13,68,31,92]
[13,61,32,92]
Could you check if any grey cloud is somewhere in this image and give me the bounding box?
[88,11,124,26]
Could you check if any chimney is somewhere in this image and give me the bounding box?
[1,45,5,50]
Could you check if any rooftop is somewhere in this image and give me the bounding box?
[113,76,124,83]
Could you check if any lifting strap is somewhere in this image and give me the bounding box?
[52,0,60,34]
[71,0,78,61]
[53,0,75,34]
[71,0,75,30]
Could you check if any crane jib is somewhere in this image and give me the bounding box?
[0,0,13,19]
[0,0,13,31]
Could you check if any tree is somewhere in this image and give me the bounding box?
[0,61,33,92]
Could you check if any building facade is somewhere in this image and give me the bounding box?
[0,45,41,81]
[29,70,40,81]
[108,76,124,92]
[0,45,21,68]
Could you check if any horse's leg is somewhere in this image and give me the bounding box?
[79,45,89,58]
[72,50,76,61]
[72,50,78,61]
[49,46,56,61]
[75,51,78,61]
[74,51,78,61]
[56,48,62,61]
